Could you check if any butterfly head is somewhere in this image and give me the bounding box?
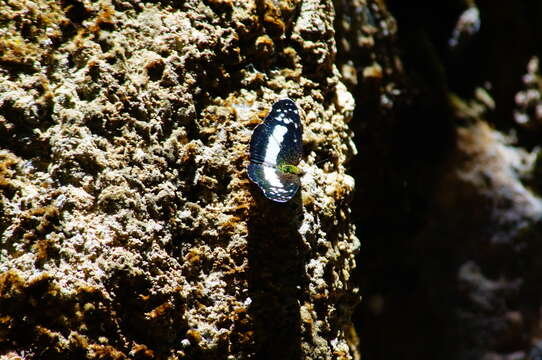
[277,163,303,176]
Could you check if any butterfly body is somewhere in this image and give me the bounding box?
[248,99,303,202]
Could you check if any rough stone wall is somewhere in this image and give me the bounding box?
[4,0,542,359]
[0,0,360,359]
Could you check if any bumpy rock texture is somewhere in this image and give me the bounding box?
[0,0,359,359]
[3,0,542,359]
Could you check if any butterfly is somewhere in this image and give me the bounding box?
[248,98,303,202]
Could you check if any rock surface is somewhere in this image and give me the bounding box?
[4,1,542,360]
[1,0,360,359]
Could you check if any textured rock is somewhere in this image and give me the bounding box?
[0,0,360,359]
[8,1,542,359]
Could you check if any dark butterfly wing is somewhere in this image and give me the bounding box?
[249,118,279,164]
[269,99,303,165]
[249,99,303,166]
[248,163,300,202]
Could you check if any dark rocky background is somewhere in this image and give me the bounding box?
[346,0,542,359]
